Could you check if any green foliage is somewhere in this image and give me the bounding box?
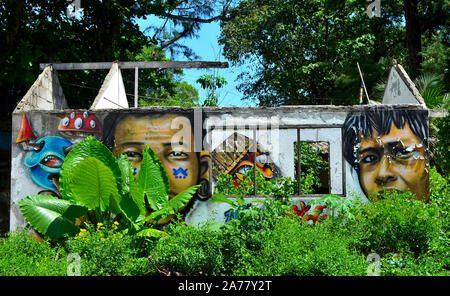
[150,223,224,275]
[64,222,153,276]
[309,194,357,221]
[247,218,368,276]
[214,169,297,197]
[19,136,199,239]
[59,136,123,203]
[18,195,87,239]
[1,1,234,113]
[429,167,450,222]
[70,157,120,214]
[381,253,449,276]
[296,142,328,194]
[134,47,200,107]
[348,191,442,257]
[5,172,450,276]
[216,198,292,275]
[0,230,68,276]
[138,146,170,211]
[219,0,447,106]
[145,184,200,223]
[433,115,450,175]
[196,74,228,107]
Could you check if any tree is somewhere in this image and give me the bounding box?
[0,0,239,126]
[219,0,448,106]
[196,74,228,106]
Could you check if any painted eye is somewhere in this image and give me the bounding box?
[40,155,63,168]
[236,165,253,175]
[61,117,69,127]
[393,148,412,159]
[362,155,378,164]
[90,120,96,129]
[256,153,270,164]
[168,151,188,159]
[74,117,83,129]
[83,112,89,118]
[70,112,76,119]
[124,151,142,161]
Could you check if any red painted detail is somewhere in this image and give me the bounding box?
[58,111,101,133]
[16,113,37,143]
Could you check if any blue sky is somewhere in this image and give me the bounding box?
[136,18,255,107]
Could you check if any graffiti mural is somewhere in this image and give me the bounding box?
[343,109,429,202]
[10,106,432,231]
[102,112,212,216]
[211,132,279,183]
[58,111,101,142]
[16,113,72,193]
[15,111,103,197]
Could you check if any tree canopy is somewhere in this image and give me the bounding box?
[219,0,448,106]
[0,0,238,126]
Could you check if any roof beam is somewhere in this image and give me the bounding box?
[40,61,229,70]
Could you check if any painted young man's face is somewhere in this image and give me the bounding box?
[112,114,200,198]
[357,122,429,201]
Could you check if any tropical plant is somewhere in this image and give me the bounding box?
[308,194,357,222]
[18,136,199,239]
[214,169,298,198]
[219,0,447,106]
[196,74,228,106]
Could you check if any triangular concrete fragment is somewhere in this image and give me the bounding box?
[90,62,128,110]
[382,62,425,106]
[13,66,68,113]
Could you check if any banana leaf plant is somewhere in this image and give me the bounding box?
[18,136,200,239]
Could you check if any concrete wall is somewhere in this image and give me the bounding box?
[14,66,67,113]
[7,63,432,232]
[10,105,430,230]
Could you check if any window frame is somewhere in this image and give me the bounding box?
[208,124,346,199]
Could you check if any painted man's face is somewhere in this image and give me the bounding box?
[112,114,200,198]
[357,122,429,201]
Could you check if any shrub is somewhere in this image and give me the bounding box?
[246,218,367,276]
[380,250,449,276]
[0,230,68,276]
[64,222,153,276]
[348,191,442,257]
[149,222,224,275]
[429,167,450,223]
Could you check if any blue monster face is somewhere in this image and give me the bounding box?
[24,136,72,190]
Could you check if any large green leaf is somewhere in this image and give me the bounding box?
[146,185,200,223]
[138,146,170,211]
[208,194,235,207]
[18,195,87,238]
[70,157,120,212]
[116,154,146,222]
[59,136,123,202]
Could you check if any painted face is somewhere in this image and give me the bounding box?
[357,122,429,201]
[112,115,200,199]
[24,136,72,190]
[232,152,276,181]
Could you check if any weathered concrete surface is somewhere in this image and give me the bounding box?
[90,62,128,110]
[13,66,67,113]
[8,62,438,231]
[382,62,425,106]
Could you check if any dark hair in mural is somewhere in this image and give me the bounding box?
[343,109,428,174]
